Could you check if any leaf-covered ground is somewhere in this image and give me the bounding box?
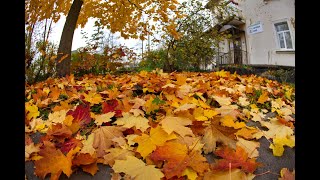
[25,69,295,180]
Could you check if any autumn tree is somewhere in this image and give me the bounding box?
[143,0,216,71]
[51,0,183,77]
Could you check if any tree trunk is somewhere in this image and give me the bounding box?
[56,0,83,77]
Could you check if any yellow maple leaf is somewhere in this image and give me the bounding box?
[238,97,250,107]
[215,70,228,77]
[48,109,67,124]
[144,96,160,114]
[134,125,177,158]
[284,87,293,100]
[63,115,74,126]
[276,107,293,117]
[176,74,187,85]
[83,92,103,105]
[25,102,40,121]
[204,109,219,118]
[126,134,139,146]
[80,134,96,155]
[94,112,115,126]
[220,115,246,129]
[182,167,197,180]
[112,155,164,180]
[193,107,208,121]
[160,116,194,137]
[257,91,269,104]
[269,136,295,156]
[139,70,149,77]
[235,127,259,140]
[173,103,197,113]
[52,101,72,111]
[259,119,294,139]
[191,98,211,109]
[211,95,232,106]
[115,112,150,132]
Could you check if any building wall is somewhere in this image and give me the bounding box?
[238,0,295,66]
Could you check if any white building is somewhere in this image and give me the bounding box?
[206,0,295,67]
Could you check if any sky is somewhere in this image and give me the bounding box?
[48,0,195,53]
[49,17,141,52]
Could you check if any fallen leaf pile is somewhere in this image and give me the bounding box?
[25,69,295,180]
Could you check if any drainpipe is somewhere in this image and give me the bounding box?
[243,31,248,64]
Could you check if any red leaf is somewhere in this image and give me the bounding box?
[102,100,122,117]
[58,138,82,154]
[212,146,261,173]
[67,104,92,126]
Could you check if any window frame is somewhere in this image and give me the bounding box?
[273,19,295,51]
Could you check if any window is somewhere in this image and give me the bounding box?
[274,21,293,50]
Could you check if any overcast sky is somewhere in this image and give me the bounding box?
[49,16,141,52]
[48,0,206,52]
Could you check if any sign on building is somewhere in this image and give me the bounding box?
[247,21,263,35]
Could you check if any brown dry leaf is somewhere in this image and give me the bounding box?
[279,168,295,180]
[131,98,146,109]
[112,155,164,180]
[92,126,125,158]
[94,112,115,126]
[201,117,237,154]
[236,138,260,158]
[176,84,192,99]
[103,148,135,166]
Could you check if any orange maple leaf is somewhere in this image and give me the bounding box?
[150,141,209,179]
[48,86,61,101]
[257,91,269,104]
[34,141,73,180]
[46,123,72,140]
[72,153,98,176]
[212,146,261,173]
